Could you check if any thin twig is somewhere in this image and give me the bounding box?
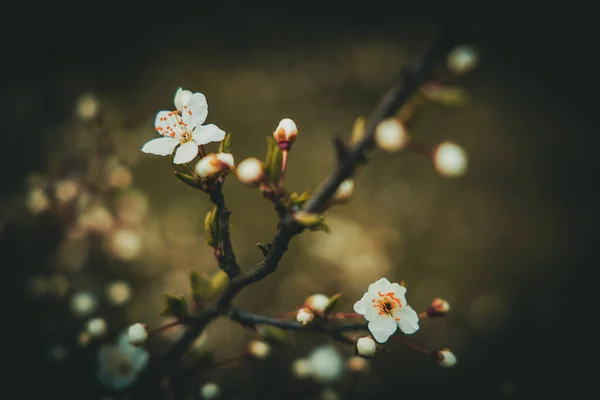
[209,185,241,278]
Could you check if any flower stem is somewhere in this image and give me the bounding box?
[279,150,289,187]
[391,335,432,355]
[148,320,185,338]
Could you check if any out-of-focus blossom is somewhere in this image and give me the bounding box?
[307,345,344,383]
[434,348,457,367]
[50,273,70,297]
[194,153,234,178]
[26,188,50,215]
[356,336,377,358]
[375,118,409,152]
[353,277,419,343]
[200,382,220,399]
[78,204,115,234]
[97,330,150,390]
[70,291,97,317]
[108,228,142,261]
[115,189,149,226]
[296,308,315,325]
[433,141,468,178]
[87,317,107,337]
[141,88,225,164]
[77,331,92,348]
[426,298,450,317]
[107,163,133,189]
[75,93,100,120]
[321,388,340,400]
[347,356,369,373]
[304,294,330,314]
[291,358,312,379]
[235,158,265,185]
[54,179,79,204]
[332,179,354,203]
[127,323,148,346]
[105,280,132,306]
[247,340,271,359]
[447,45,478,74]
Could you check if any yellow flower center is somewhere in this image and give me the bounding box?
[372,291,403,319]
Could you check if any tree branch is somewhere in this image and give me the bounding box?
[209,185,241,278]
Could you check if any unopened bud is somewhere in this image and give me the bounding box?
[200,382,220,399]
[195,153,235,178]
[291,358,312,378]
[434,348,457,367]
[375,118,409,152]
[304,294,330,314]
[235,157,265,185]
[447,45,478,75]
[247,339,271,359]
[86,318,107,337]
[433,141,468,178]
[426,298,450,317]
[346,356,369,373]
[296,308,315,325]
[127,323,148,346]
[273,118,298,150]
[333,179,354,203]
[356,336,377,358]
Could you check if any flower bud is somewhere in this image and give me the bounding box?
[291,358,312,378]
[426,298,450,317]
[304,294,330,314]
[434,348,457,367]
[273,118,298,150]
[86,317,107,337]
[247,339,271,359]
[433,141,468,178]
[356,336,377,358]
[200,382,220,399]
[235,157,265,185]
[127,323,148,346]
[296,308,315,325]
[447,45,478,75]
[195,153,235,178]
[375,118,409,152]
[333,179,354,203]
[346,356,369,373]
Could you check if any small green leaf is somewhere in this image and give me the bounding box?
[190,271,211,305]
[204,206,220,248]
[174,171,204,190]
[350,116,366,146]
[256,242,271,256]
[287,191,311,209]
[323,293,342,315]
[293,212,322,227]
[309,220,331,233]
[421,84,470,106]
[209,270,229,299]
[264,137,283,183]
[159,293,189,317]
[256,324,291,345]
[218,133,232,153]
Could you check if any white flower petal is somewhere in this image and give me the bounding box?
[173,141,199,164]
[174,88,193,112]
[193,124,226,145]
[368,315,397,343]
[186,93,208,126]
[367,277,391,296]
[155,110,184,138]
[216,152,235,168]
[141,137,179,156]
[353,299,366,315]
[395,305,420,334]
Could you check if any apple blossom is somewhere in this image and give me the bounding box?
[141,88,226,164]
[353,277,419,343]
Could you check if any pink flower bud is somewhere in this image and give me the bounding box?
[273,118,298,150]
[426,298,450,317]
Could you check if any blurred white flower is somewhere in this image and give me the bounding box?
[194,153,234,177]
[26,188,50,215]
[447,45,478,74]
[70,291,97,317]
[247,340,270,359]
[78,204,115,234]
[426,297,450,317]
[433,141,468,178]
[97,330,150,390]
[333,179,354,203]
[105,280,132,306]
[307,345,344,383]
[54,179,79,204]
[86,317,107,337]
[235,157,265,185]
[353,277,419,343]
[375,118,409,152]
[75,93,100,120]
[127,323,148,346]
[296,308,315,325]
[304,294,330,314]
[200,382,220,399]
[356,336,377,358]
[108,228,142,261]
[346,356,369,373]
[291,358,312,379]
[142,88,225,164]
[435,348,457,367]
[107,163,133,189]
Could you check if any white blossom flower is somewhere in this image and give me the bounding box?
[304,294,330,314]
[291,358,312,379]
[375,118,409,152]
[435,348,457,367]
[247,340,270,359]
[356,336,377,358]
[447,45,478,74]
[141,88,226,164]
[353,277,419,343]
[296,308,315,325]
[127,323,148,346]
[105,280,132,306]
[200,382,221,399]
[307,345,344,383]
[235,157,265,185]
[194,153,234,178]
[86,317,107,337]
[433,141,468,178]
[97,330,150,390]
[70,291,97,317]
